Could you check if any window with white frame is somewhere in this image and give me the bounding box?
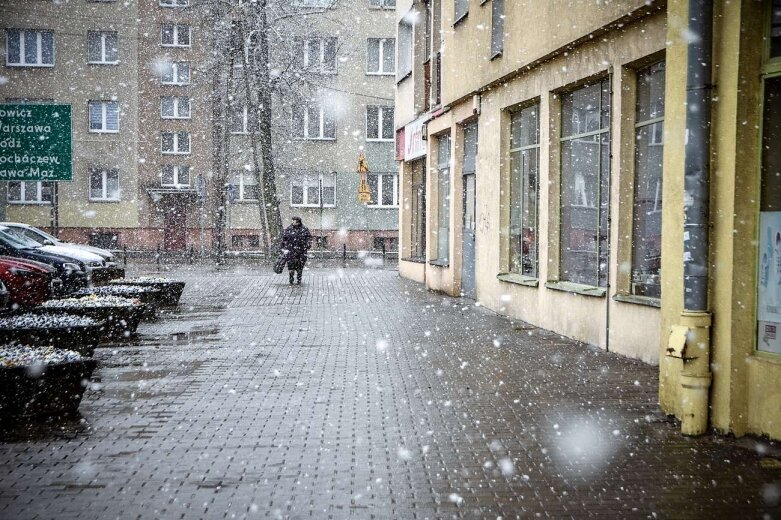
[231,171,259,201]
[87,31,118,64]
[161,165,190,187]
[160,61,190,85]
[160,0,189,7]
[160,96,191,119]
[367,38,395,75]
[435,134,450,260]
[6,29,54,67]
[397,19,412,80]
[294,37,337,74]
[369,0,395,9]
[367,173,398,207]
[290,173,336,207]
[366,105,394,141]
[8,181,53,204]
[89,168,120,201]
[161,131,191,154]
[88,101,119,133]
[230,105,258,134]
[161,24,191,47]
[292,103,336,140]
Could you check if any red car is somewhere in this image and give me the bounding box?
[0,256,57,307]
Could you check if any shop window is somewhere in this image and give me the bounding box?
[411,161,426,259]
[508,103,539,278]
[435,133,451,261]
[559,78,611,287]
[630,62,665,298]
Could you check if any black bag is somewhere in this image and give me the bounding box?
[273,253,287,274]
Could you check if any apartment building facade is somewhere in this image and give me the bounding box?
[396,0,781,440]
[1,0,398,254]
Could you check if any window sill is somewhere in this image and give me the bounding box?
[497,273,538,287]
[428,258,449,267]
[292,137,337,142]
[545,280,606,297]
[161,151,191,155]
[161,83,191,86]
[366,138,395,143]
[366,72,395,77]
[6,63,54,68]
[7,201,51,205]
[160,44,192,49]
[366,205,399,209]
[401,256,426,264]
[89,130,120,134]
[88,198,121,203]
[88,61,119,66]
[161,116,191,120]
[290,204,336,208]
[612,293,660,308]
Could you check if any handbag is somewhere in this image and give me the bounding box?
[273,253,287,274]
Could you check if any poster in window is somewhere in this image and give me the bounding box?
[758,211,781,353]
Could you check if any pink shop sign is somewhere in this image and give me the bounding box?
[403,116,428,161]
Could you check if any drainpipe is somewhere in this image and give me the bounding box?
[679,0,713,436]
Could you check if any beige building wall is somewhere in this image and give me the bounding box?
[0,0,141,237]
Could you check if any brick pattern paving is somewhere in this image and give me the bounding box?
[1,265,780,519]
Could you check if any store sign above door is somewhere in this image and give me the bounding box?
[0,104,72,181]
[403,116,428,161]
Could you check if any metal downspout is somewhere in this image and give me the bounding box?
[679,0,714,436]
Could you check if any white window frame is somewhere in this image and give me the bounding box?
[366,105,394,141]
[160,96,191,119]
[369,0,396,9]
[292,104,336,141]
[160,61,190,85]
[89,168,120,201]
[295,37,337,74]
[7,181,53,205]
[88,101,120,133]
[161,165,191,187]
[5,29,54,67]
[161,131,191,155]
[87,31,118,65]
[159,0,189,7]
[367,38,395,75]
[232,171,259,201]
[160,24,191,48]
[367,173,399,208]
[290,174,336,208]
[230,106,256,134]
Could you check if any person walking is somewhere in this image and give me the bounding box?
[281,216,312,285]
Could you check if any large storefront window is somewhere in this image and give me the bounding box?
[509,104,540,277]
[560,78,611,287]
[436,133,451,262]
[410,160,426,259]
[631,62,665,298]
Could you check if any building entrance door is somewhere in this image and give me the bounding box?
[460,122,478,298]
[164,205,186,251]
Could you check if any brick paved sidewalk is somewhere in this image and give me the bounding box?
[1,265,780,519]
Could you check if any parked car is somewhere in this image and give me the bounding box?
[0,227,87,294]
[0,256,56,307]
[0,223,124,283]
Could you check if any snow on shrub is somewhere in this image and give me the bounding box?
[0,345,82,368]
[0,313,98,329]
[43,295,142,308]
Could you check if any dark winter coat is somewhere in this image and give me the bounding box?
[281,224,312,269]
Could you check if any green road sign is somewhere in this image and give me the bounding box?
[0,104,72,182]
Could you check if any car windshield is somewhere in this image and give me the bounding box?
[0,229,39,249]
[3,227,45,247]
[16,226,56,244]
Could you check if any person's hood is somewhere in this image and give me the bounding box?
[39,245,105,266]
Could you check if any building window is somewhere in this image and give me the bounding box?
[410,161,426,259]
[160,0,189,7]
[490,0,504,58]
[369,0,395,8]
[160,61,190,85]
[292,103,336,140]
[454,0,469,23]
[87,31,118,64]
[89,168,120,201]
[367,173,398,207]
[231,106,258,134]
[631,62,665,298]
[290,173,336,207]
[88,101,119,133]
[435,134,450,261]
[6,29,54,67]
[559,78,611,288]
[367,38,395,75]
[509,103,540,278]
[161,131,191,154]
[294,37,337,74]
[231,171,259,201]
[161,24,191,47]
[397,18,412,81]
[8,181,53,204]
[161,165,190,187]
[161,96,191,119]
[366,105,394,141]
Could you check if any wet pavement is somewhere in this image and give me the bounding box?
[1,264,780,519]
